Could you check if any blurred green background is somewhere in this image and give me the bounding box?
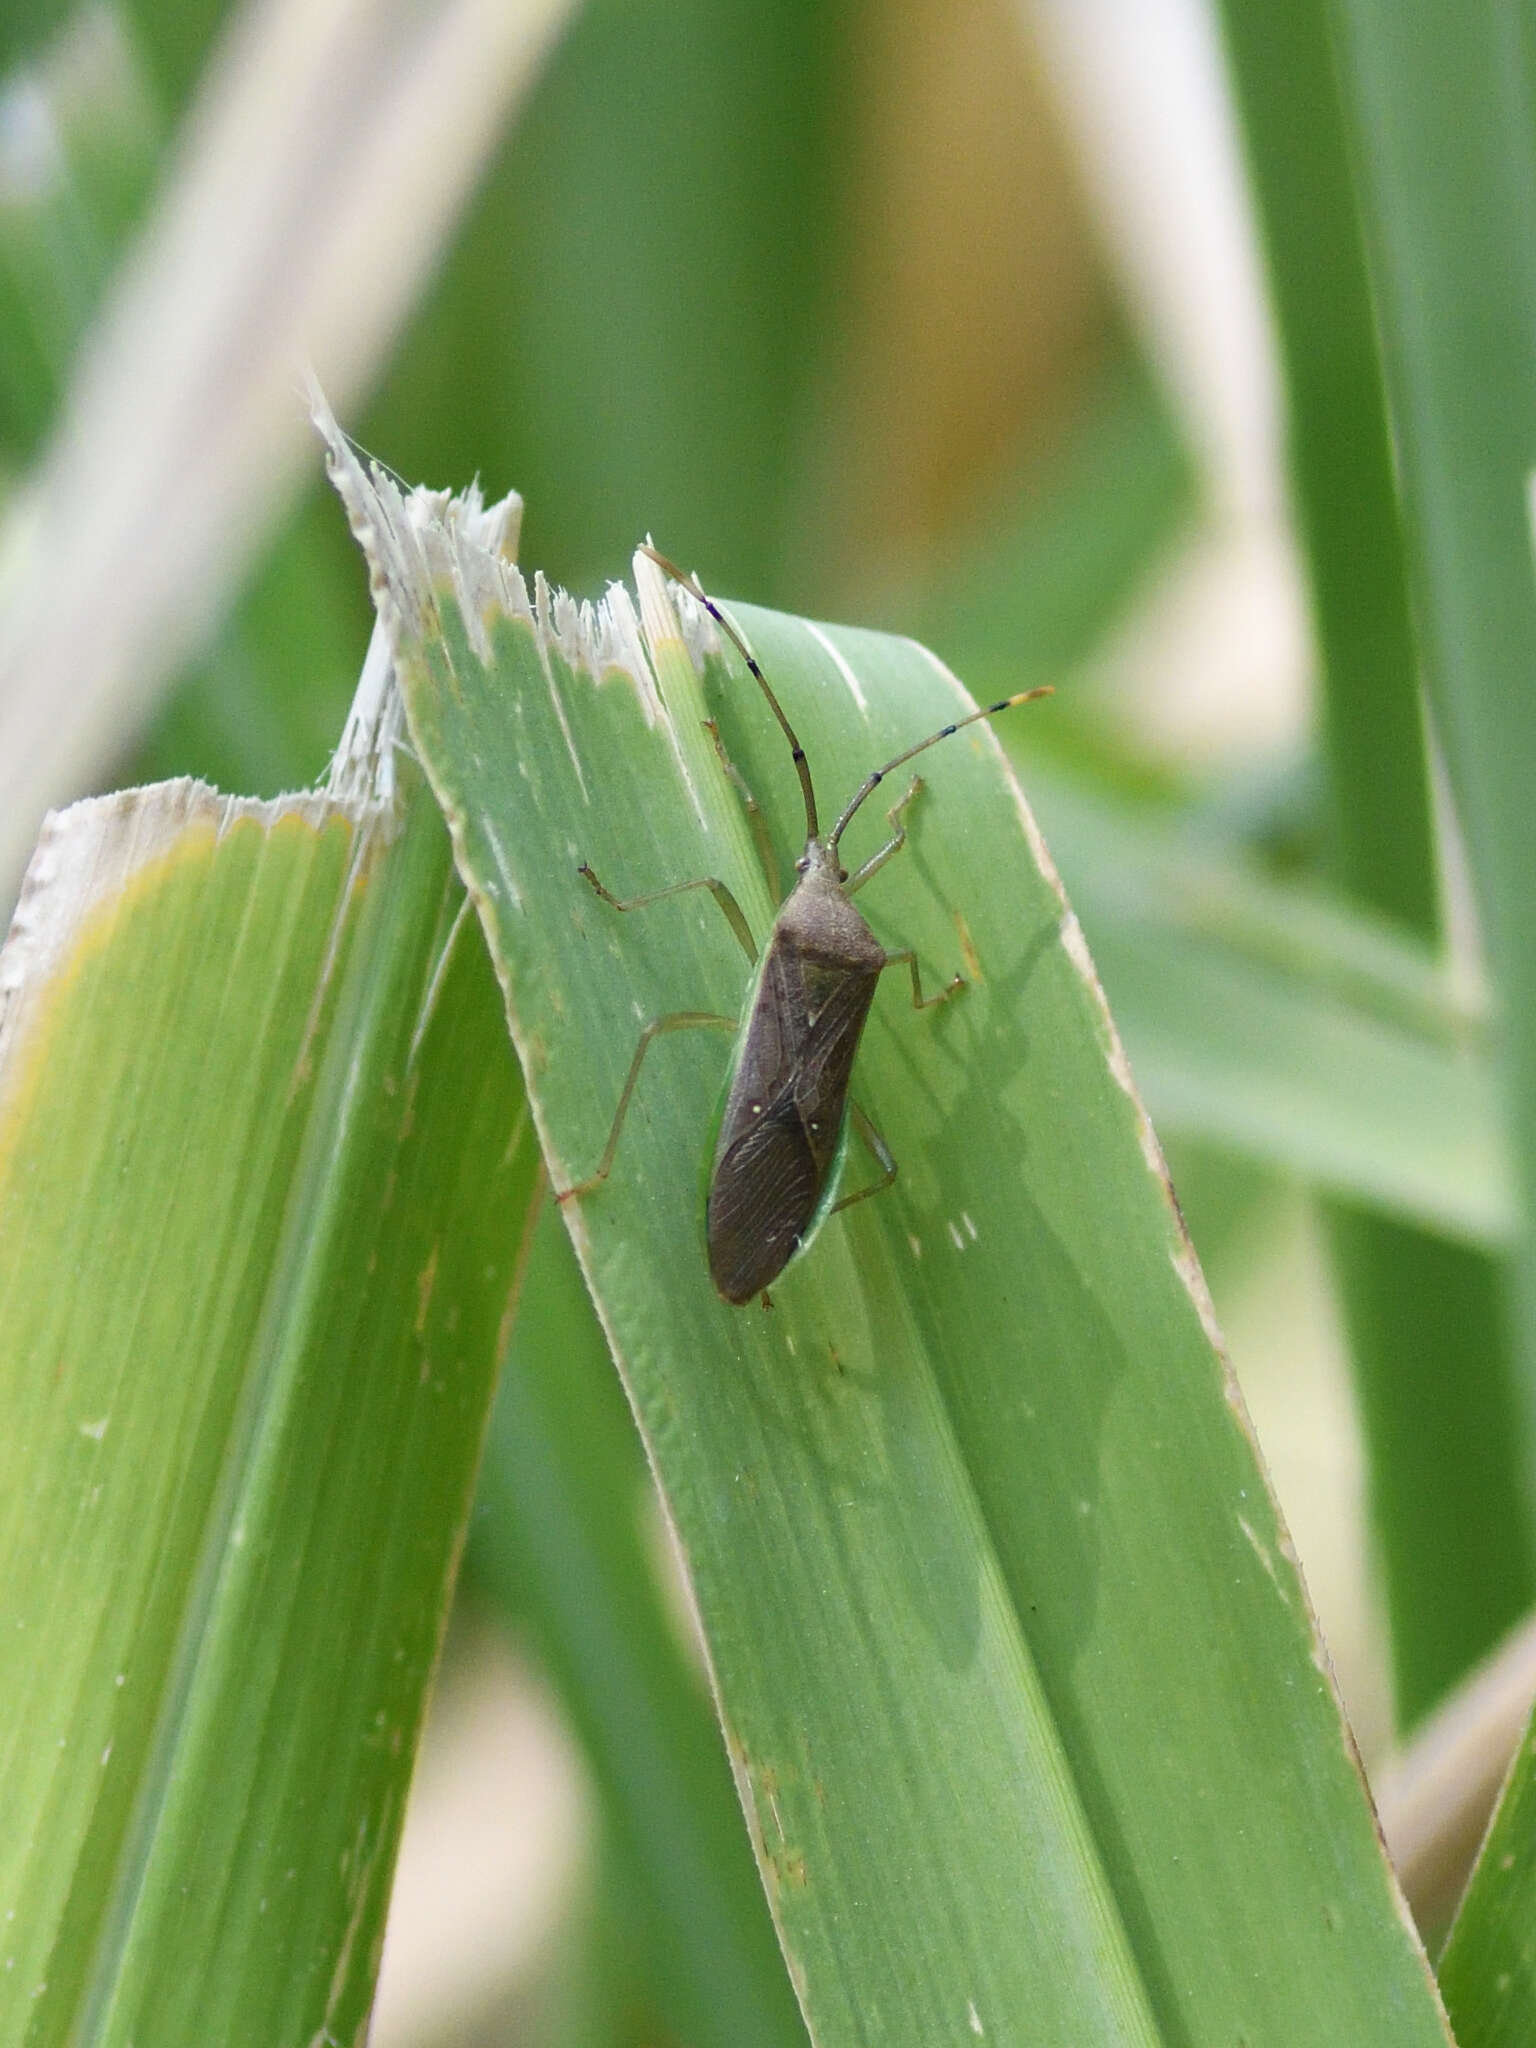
[6,0,1534,2039]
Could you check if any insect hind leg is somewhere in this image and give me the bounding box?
[557,1011,738,1200]
[829,1102,898,1215]
[578,863,756,963]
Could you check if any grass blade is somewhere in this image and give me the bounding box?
[1328,0,1536,1501]
[1212,0,1531,1722]
[325,416,1453,2045]
[0,705,531,2041]
[1033,768,1509,1248]
[472,1196,809,2048]
[1319,9,1536,2018]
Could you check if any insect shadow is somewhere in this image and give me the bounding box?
[557,547,1051,1306]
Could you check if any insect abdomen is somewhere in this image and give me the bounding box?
[706,944,881,1303]
[707,1099,827,1303]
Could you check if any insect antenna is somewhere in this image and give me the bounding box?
[640,544,819,841]
[829,686,1054,851]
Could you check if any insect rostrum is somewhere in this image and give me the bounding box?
[559,549,1050,1306]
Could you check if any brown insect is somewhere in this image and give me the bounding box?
[559,548,1050,1304]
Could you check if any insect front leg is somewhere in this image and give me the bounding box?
[845,773,926,894]
[557,1012,738,1201]
[829,1101,898,1215]
[577,863,757,963]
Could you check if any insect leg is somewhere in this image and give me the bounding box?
[881,945,965,1011]
[829,1101,898,1214]
[703,717,782,902]
[845,774,925,894]
[557,1012,739,1200]
[578,864,756,963]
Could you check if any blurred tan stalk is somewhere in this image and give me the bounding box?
[0,0,575,903]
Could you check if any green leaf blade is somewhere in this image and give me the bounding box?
[1212,0,1532,1731]
[329,426,1451,2045]
[0,761,531,2045]
[474,1198,810,2048]
[403,555,1165,2046]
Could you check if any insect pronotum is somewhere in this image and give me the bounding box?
[558,548,1051,1305]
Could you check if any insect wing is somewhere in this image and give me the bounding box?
[706,941,879,1302]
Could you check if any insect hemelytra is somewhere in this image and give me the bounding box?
[560,548,1050,1305]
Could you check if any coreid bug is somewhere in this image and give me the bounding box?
[559,548,1051,1305]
